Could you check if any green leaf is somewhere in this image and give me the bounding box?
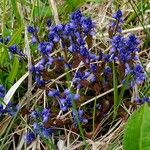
[10,0,22,24]
[89,0,103,3]
[65,0,86,12]
[123,103,150,150]
[7,27,23,46]
[6,56,19,88]
[34,6,52,17]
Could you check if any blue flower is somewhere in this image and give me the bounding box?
[141,97,150,103]
[126,34,140,52]
[8,44,25,57]
[80,46,89,57]
[125,63,131,75]
[104,54,111,62]
[38,42,53,55]
[31,36,37,44]
[124,63,145,86]
[35,76,45,87]
[104,66,111,74]
[90,64,97,73]
[48,89,60,98]
[111,35,125,49]
[42,108,50,123]
[135,97,150,104]
[70,9,82,22]
[90,54,99,61]
[77,37,85,46]
[33,122,39,131]
[30,111,39,118]
[0,101,19,117]
[9,44,18,54]
[81,17,94,34]
[0,38,3,43]
[26,132,35,144]
[68,44,79,53]
[0,84,5,98]
[4,36,11,45]
[29,108,52,139]
[30,65,44,75]
[111,10,123,33]
[112,9,122,20]
[64,89,70,95]
[74,94,80,101]
[72,109,88,124]
[45,57,54,67]
[110,34,140,63]
[41,127,52,138]
[133,64,145,84]
[27,26,37,34]
[46,19,51,27]
[83,71,90,79]
[0,104,5,116]
[0,36,11,45]
[75,71,83,79]
[5,102,19,116]
[61,106,68,112]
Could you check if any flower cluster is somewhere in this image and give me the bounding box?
[135,97,150,104]
[26,132,35,144]
[72,109,88,125]
[108,10,145,86]
[110,34,140,63]
[20,9,148,144]
[0,102,19,117]
[73,70,96,89]
[132,64,145,85]
[29,9,96,86]
[48,89,80,112]
[8,44,26,57]
[0,36,26,58]
[27,26,38,44]
[26,10,146,138]
[0,36,11,45]
[112,10,123,33]
[26,108,52,144]
[30,9,145,89]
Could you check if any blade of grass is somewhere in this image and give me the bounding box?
[0,106,23,149]
[126,0,149,25]
[65,0,86,12]
[129,0,150,38]
[30,0,36,24]
[10,0,22,25]
[0,0,7,68]
[6,56,19,88]
[92,98,97,132]
[7,26,24,46]
[118,74,132,104]
[112,62,118,119]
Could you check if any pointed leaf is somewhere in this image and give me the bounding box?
[123,103,150,150]
[7,27,23,46]
[6,56,19,88]
[3,72,29,109]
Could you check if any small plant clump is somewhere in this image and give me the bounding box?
[0,9,149,148]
